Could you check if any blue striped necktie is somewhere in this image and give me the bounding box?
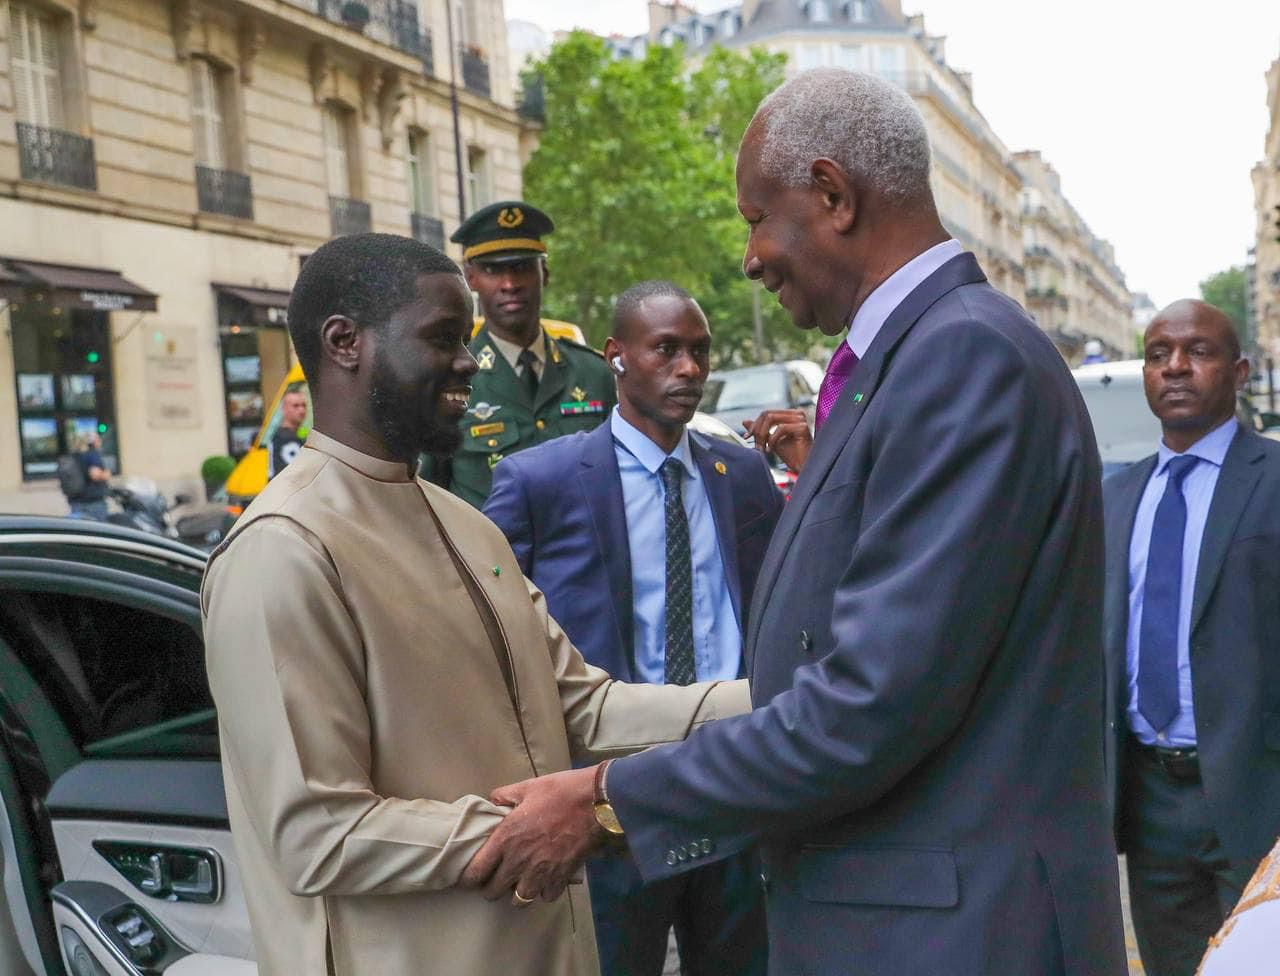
[1138,454,1199,733]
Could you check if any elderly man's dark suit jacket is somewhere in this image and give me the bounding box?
[605,253,1128,976]
[1103,424,1280,867]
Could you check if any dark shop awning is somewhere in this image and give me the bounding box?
[0,257,158,312]
[213,282,291,327]
[0,262,23,304]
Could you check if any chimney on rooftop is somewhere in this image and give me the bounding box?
[648,0,695,39]
[879,0,904,20]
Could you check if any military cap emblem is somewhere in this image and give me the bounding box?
[497,207,524,229]
[476,347,496,371]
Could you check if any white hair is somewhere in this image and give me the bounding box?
[754,68,933,203]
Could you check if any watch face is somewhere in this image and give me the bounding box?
[594,802,625,836]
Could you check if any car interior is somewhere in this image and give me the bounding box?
[0,574,256,975]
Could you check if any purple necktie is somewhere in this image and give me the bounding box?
[815,342,859,432]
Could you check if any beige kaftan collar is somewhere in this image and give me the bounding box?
[304,430,416,483]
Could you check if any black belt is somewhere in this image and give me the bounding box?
[1131,738,1200,781]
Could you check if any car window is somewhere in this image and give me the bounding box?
[787,368,814,403]
[0,591,215,759]
[709,370,787,412]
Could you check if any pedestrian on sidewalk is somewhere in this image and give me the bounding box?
[1103,299,1280,976]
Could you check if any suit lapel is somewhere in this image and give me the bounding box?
[691,434,743,627]
[579,418,636,678]
[747,254,988,659]
[1191,426,1264,634]
[1105,456,1155,681]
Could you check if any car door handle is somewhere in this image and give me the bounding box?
[93,841,222,904]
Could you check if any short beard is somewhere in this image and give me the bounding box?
[368,346,463,460]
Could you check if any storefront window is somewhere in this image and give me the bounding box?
[10,300,117,479]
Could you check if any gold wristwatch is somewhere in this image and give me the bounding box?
[592,761,625,836]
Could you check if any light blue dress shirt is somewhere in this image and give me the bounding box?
[611,408,742,684]
[1126,417,1239,746]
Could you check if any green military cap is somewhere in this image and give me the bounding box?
[450,201,555,264]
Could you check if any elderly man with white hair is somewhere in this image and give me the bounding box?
[463,68,1128,976]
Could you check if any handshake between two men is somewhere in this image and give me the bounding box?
[461,764,622,907]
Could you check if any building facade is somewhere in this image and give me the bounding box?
[0,0,523,512]
[1253,50,1280,359]
[610,0,1026,306]
[1014,150,1133,360]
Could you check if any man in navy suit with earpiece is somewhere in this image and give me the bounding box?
[483,280,782,976]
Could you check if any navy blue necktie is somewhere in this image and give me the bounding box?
[1138,454,1199,733]
[660,458,696,686]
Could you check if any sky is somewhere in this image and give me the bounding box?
[504,0,1280,307]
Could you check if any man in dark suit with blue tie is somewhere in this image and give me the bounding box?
[1102,299,1280,976]
[483,280,781,976]
[460,68,1127,975]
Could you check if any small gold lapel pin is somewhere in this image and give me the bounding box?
[714,461,727,475]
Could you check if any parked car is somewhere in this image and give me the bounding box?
[699,361,825,430]
[688,411,798,498]
[1071,359,1277,478]
[0,517,258,975]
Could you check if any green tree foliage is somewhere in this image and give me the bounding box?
[525,34,808,364]
[1198,265,1247,341]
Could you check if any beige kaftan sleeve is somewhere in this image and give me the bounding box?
[201,517,506,896]
[520,579,753,761]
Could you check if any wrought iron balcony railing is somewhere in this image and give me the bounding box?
[461,48,491,98]
[411,212,445,250]
[16,122,97,191]
[290,1,433,68]
[196,166,254,220]
[518,76,545,123]
[330,195,372,236]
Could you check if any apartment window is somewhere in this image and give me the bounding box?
[10,2,65,128]
[190,58,228,170]
[847,0,869,22]
[805,0,832,24]
[407,130,436,216]
[324,102,369,235]
[838,45,864,70]
[465,145,491,215]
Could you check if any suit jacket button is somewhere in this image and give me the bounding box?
[760,872,771,894]
[666,850,678,866]
[701,838,713,854]
[677,847,689,862]
[800,630,813,655]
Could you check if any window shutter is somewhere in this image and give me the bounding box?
[190,59,226,169]
[407,130,434,215]
[11,4,65,128]
[323,105,351,197]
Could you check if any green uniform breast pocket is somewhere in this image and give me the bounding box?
[460,420,523,469]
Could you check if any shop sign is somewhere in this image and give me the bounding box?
[80,291,135,311]
[145,326,201,429]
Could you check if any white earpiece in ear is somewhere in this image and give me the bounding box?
[611,356,626,375]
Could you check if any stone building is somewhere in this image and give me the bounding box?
[609,0,1027,306]
[1253,49,1280,358]
[1014,150,1133,361]
[0,0,523,512]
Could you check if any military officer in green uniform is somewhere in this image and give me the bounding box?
[422,200,616,508]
